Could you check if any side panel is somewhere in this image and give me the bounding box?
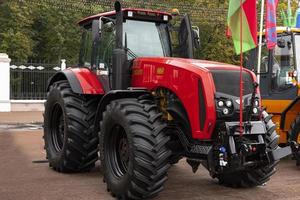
[131,58,217,140]
[262,99,292,114]
[47,68,105,95]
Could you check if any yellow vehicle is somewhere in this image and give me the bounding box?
[246,26,300,165]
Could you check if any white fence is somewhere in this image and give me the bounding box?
[0,53,66,112]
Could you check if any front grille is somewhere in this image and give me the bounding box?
[211,70,254,97]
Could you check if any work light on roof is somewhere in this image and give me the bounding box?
[163,15,168,21]
[128,11,133,17]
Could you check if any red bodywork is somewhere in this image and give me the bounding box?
[69,8,258,141]
[69,68,105,94]
[131,57,257,140]
[70,58,257,140]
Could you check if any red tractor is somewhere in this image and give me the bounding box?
[43,2,291,199]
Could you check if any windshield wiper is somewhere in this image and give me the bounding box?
[124,32,138,59]
[125,47,138,59]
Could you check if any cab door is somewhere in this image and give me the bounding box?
[169,14,199,58]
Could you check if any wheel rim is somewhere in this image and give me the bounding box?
[50,103,65,152]
[107,125,129,178]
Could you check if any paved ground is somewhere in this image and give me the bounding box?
[0,112,300,200]
[0,111,43,124]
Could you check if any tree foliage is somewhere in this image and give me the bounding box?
[2,0,296,65]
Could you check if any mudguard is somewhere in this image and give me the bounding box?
[47,68,105,95]
[280,96,300,130]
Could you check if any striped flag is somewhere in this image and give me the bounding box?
[227,0,257,54]
[266,0,278,49]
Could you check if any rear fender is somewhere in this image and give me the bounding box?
[47,68,105,94]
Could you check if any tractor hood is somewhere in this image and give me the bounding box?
[131,57,257,140]
[132,57,257,97]
[131,57,255,139]
[133,57,256,75]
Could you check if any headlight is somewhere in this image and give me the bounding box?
[254,100,259,107]
[225,100,232,107]
[223,108,229,115]
[253,107,258,114]
[218,101,224,107]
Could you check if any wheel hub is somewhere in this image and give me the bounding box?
[50,104,65,152]
[108,125,129,178]
[118,137,129,165]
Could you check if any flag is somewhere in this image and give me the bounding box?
[266,0,278,49]
[296,6,300,28]
[227,0,257,54]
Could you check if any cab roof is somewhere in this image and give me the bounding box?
[258,26,300,35]
[78,8,172,26]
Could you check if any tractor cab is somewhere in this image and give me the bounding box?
[246,27,300,152]
[78,7,199,91]
[246,27,300,100]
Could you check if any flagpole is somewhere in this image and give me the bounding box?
[239,0,243,135]
[288,0,291,26]
[257,0,265,84]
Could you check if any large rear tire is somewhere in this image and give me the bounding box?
[289,114,300,166]
[99,96,171,199]
[43,80,99,172]
[217,111,279,187]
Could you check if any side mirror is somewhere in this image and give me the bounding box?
[277,38,286,48]
[192,26,200,49]
[98,16,116,37]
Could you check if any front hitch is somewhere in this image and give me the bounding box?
[224,121,292,167]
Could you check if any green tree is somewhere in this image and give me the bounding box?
[0,1,34,61]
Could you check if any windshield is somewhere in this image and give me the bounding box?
[123,20,171,58]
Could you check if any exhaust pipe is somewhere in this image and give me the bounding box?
[112,1,129,90]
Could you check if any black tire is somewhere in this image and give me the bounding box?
[217,111,279,187]
[289,114,300,166]
[43,80,99,172]
[99,96,171,199]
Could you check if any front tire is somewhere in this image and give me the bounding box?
[289,114,300,166]
[43,80,99,172]
[217,111,279,187]
[100,97,171,199]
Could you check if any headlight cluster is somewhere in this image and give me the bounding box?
[217,99,233,115]
[252,99,260,114]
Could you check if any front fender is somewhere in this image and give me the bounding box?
[47,68,105,95]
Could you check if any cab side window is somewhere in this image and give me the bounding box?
[96,22,116,69]
[79,27,93,67]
